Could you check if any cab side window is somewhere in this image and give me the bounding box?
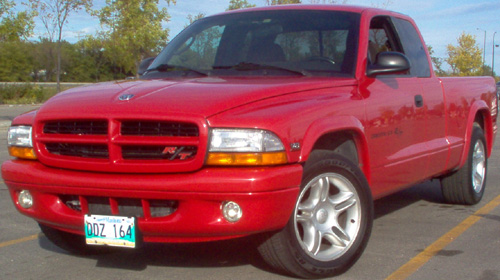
[392,18,431,77]
[368,16,402,65]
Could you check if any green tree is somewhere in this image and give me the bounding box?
[31,38,56,81]
[29,0,92,91]
[0,0,13,16]
[446,32,482,76]
[427,45,446,76]
[0,1,36,81]
[0,0,35,42]
[479,65,496,79]
[309,0,348,3]
[186,12,205,27]
[0,41,34,81]
[266,0,301,4]
[77,34,117,82]
[94,0,176,77]
[227,0,256,10]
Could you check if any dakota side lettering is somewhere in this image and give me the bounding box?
[371,127,404,139]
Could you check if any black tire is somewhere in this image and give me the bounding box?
[441,123,487,205]
[257,151,373,278]
[39,223,109,255]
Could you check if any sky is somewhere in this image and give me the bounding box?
[16,0,500,74]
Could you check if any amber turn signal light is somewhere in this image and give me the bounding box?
[206,152,287,166]
[8,146,37,160]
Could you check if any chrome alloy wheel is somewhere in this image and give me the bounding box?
[294,173,362,261]
[472,140,486,193]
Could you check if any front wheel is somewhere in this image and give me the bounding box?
[258,152,373,278]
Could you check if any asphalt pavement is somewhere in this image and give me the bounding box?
[1,104,499,280]
[0,104,40,127]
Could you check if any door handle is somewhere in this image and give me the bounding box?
[414,95,424,108]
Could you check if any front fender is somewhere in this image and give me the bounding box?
[299,116,371,181]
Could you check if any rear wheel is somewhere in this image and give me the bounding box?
[441,123,487,205]
[258,152,373,278]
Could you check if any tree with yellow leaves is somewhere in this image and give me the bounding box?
[446,32,483,76]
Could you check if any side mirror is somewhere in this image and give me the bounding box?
[366,52,410,77]
[138,57,156,76]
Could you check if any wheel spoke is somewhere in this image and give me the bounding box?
[324,226,350,248]
[310,231,322,255]
[308,180,323,205]
[329,192,356,212]
[298,199,316,213]
[338,198,357,212]
[473,153,484,167]
[302,223,322,254]
[318,177,330,202]
[296,208,314,223]
[474,170,483,185]
[299,182,322,211]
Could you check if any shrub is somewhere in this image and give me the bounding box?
[0,83,45,104]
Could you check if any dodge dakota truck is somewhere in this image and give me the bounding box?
[2,5,498,278]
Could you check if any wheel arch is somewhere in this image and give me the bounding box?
[299,116,371,183]
[458,101,494,168]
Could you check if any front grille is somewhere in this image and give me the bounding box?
[121,121,199,137]
[37,118,206,173]
[46,143,109,158]
[44,120,108,135]
[122,146,197,160]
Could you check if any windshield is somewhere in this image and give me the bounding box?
[142,10,360,79]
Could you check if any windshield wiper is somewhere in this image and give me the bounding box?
[146,64,208,76]
[213,62,308,76]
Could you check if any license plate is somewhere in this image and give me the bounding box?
[84,215,136,248]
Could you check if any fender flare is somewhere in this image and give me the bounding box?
[458,100,493,168]
[299,115,371,182]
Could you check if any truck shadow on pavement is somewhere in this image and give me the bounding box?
[373,179,445,219]
[38,232,274,273]
[37,179,454,274]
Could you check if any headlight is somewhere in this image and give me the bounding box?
[207,129,287,166]
[7,126,37,159]
[8,126,32,146]
[209,129,284,152]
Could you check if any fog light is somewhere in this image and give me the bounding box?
[18,190,33,209]
[222,201,242,223]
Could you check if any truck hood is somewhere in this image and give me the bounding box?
[36,77,356,121]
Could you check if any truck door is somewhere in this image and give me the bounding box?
[363,16,429,196]
[392,17,449,178]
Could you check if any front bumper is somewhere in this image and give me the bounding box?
[2,160,302,243]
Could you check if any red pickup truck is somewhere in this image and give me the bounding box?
[3,5,498,278]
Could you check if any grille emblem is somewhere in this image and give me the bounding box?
[162,146,194,160]
[162,147,177,154]
[119,94,135,101]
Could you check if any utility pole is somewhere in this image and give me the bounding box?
[477,28,486,75]
[493,32,498,77]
